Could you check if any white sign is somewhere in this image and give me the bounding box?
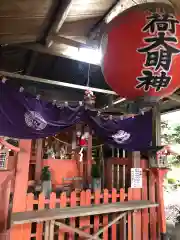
[131,168,142,188]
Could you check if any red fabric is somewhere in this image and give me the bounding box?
[102,4,180,100]
[79,139,87,147]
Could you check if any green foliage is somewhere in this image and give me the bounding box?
[6,138,19,147]
[171,126,180,144]
[168,156,180,167]
[161,120,180,145]
[91,164,101,178]
[41,166,51,181]
[161,120,174,144]
[168,178,176,184]
[161,120,180,167]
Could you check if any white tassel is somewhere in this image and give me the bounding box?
[19,87,24,92]
[36,94,41,100]
[52,100,57,106]
[109,115,113,120]
[2,77,7,83]
[79,147,84,162]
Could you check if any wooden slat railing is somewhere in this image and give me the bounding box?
[11,187,159,240]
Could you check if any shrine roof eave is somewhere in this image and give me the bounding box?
[0,138,20,152]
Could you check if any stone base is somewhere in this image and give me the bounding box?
[160,232,171,240]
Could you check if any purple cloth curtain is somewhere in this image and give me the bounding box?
[0,81,152,150]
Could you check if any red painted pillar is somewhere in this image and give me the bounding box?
[0,171,12,240]
[12,140,32,211]
[11,140,31,240]
[153,168,168,238]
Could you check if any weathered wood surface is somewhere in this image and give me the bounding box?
[12,200,158,225]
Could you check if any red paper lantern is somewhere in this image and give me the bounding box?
[101,3,180,101]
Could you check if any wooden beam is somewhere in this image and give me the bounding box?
[47,0,73,47]
[49,220,55,239]
[49,35,85,48]
[35,139,43,183]
[60,17,101,38]
[44,221,50,240]
[88,1,121,40]
[132,151,141,168]
[24,51,38,75]
[20,43,78,61]
[12,201,158,225]
[48,35,93,49]
[0,71,116,95]
[168,93,180,103]
[20,43,101,66]
[152,103,161,146]
[55,221,101,240]
[93,212,127,238]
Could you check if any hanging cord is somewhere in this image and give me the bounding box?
[86,63,91,87]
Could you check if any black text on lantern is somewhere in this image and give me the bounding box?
[136,12,180,92]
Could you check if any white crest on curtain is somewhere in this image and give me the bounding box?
[112,130,131,144]
[24,111,47,130]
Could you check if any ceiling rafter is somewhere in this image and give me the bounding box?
[46,0,73,47]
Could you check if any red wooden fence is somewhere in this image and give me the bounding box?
[11,186,159,239]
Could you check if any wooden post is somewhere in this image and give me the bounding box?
[152,104,168,240]
[35,139,43,183]
[72,130,76,150]
[132,151,141,168]
[131,151,141,240]
[152,104,161,146]
[87,129,92,187]
[156,169,168,239]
